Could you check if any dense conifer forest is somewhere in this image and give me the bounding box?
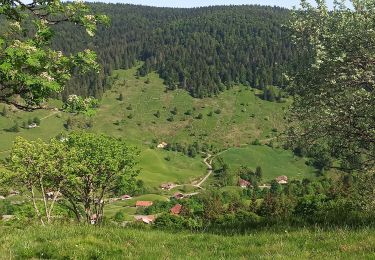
[53,4,295,99]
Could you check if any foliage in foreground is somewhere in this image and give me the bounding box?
[0,0,108,109]
[0,225,375,259]
[287,0,375,173]
[2,132,138,225]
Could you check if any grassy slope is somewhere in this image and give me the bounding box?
[218,146,316,181]
[0,65,315,187]
[95,66,288,148]
[0,225,374,259]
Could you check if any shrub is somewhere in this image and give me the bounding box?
[252,139,261,145]
[9,122,20,132]
[154,110,160,118]
[33,117,41,126]
[114,211,126,222]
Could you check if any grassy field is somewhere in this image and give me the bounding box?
[94,66,289,148]
[0,64,313,188]
[217,145,316,181]
[0,225,374,259]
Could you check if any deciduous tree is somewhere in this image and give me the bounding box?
[287,0,375,172]
[0,0,109,109]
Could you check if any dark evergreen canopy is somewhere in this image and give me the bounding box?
[52,4,295,99]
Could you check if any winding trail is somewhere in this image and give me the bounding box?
[193,153,213,189]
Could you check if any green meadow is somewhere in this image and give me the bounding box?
[0,65,314,189]
[0,225,374,259]
[217,145,316,181]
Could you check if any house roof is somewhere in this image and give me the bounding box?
[174,192,184,198]
[238,178,251,187]
[134,215,156,224]
[276,175,288,181]
[136,201,153,207]
[170,204,182,215]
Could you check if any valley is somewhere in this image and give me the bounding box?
[0,65,315,192]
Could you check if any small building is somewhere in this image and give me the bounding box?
[90,214,97,225]
[136,201,153,207]
[28,123,38,129]
[173,192,184,200]
[121,195,132,200]
[238,178,251,188]
[134,215,156,224]
[276,175,288,184]
[170,204,182,215]
[8,190,20,196]
[157,142,168,149]
[160,183,174,190]
[2,215,15,222]
[46,190,55,200]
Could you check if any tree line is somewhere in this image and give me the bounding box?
[51,4,296,99]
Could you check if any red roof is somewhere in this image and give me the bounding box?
[136,201,153,207]
[170,204,182,215]
[238,178,251,187]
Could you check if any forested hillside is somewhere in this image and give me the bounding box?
[53,4,294,99]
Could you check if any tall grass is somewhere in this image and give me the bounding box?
[0,225,374,259]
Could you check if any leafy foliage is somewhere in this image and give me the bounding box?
[287,0,375,172]
[0,0,108,109]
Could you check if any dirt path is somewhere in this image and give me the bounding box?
[40,111,59,120]
[193,153,213,189]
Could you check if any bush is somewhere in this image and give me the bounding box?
[114,211,126,222]
[196,113,203,119]
[154,214,187,230]
[252,139,261,145]
[33,117,41,126]
[9,122,20,132]
[214,109,221,114]
[154,110,160,118]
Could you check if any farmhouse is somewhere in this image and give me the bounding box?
[136,201,153,207]
[160,183,174,190]
[28,123,38,129]
[8,190,20,196]
[238,178,251,188]
[121,194,132,200]
[170,204,182,215]
[276,175,288,184]
[134,215,156,224]
[173,192,184,200]
[157,142,168,149]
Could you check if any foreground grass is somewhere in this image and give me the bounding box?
[0,225,374,259]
